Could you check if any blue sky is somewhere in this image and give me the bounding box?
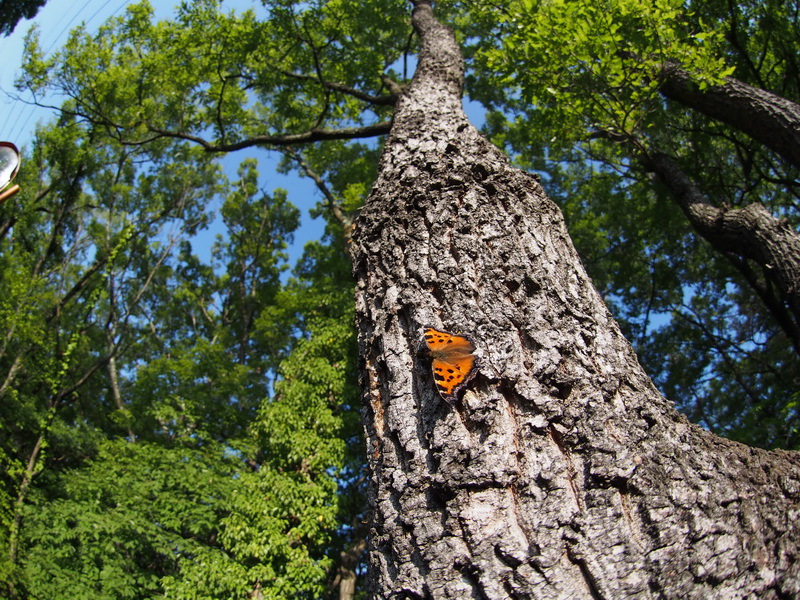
[0,0,326,270]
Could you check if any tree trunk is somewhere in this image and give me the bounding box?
[350,2,800,598]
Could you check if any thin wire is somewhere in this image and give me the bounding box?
[0,0,133,145]
[85,0,132,28]
[0,0,82,139]
[45,0,94,54]
[12,0,106,142]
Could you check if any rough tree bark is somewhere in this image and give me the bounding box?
[350,2,800,598]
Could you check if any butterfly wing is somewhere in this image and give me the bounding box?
[423,327,478,402]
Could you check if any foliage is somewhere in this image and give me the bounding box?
[18,0,407,148]
[22,439,239,599]
[470,0,731,140]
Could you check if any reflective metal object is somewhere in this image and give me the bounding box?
[0,142,21,203]
[0,142,20,188]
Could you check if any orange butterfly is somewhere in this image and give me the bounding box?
[421,327,478,402]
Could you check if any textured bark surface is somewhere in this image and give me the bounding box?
[350,3,800,598]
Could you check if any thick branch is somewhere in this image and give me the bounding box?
[660,63,800,169]
[24,84,393,154]
[145,122,392,152]
[645,150,800,352]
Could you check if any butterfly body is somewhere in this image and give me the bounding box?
[421,327,478,402]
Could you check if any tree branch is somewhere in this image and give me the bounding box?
[280,147,354,238]
[144,122,392,152]
[643,149,800,352]
[659,62,800,169]
[280,70,400,106]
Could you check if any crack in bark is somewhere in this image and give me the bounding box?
[548,425,585,514]
[566,546,606,600]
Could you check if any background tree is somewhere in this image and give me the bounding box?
[0,113,358,596]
